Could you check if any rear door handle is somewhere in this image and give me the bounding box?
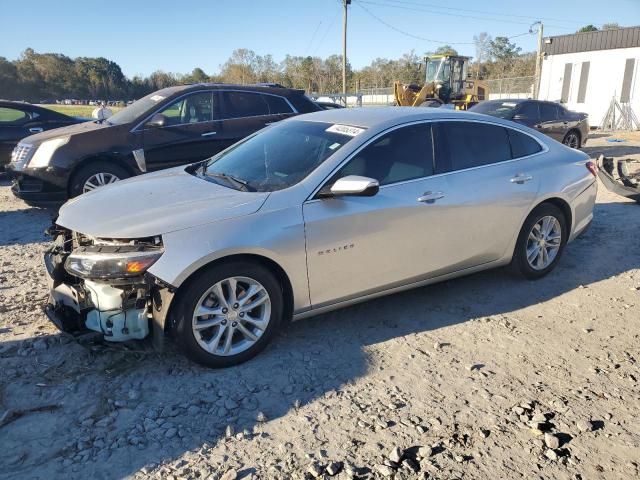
[418,191,445,203]
[201,131,217,137]
[510,174,533,184]
[29,127,43,133]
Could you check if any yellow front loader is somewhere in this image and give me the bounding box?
[394,55,489,110]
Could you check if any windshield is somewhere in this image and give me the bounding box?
[203,121,360,192]
[106,89,175,125]
[425,58,449,83]
[469,101,519,119]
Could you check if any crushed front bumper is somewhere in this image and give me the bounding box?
[597,155,640,202]
[43,233,175,346]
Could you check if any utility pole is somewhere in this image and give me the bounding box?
[342,0,351,104]
[532,21,544,99]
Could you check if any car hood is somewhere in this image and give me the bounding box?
[23,120,112,145]
[57,167,270,238]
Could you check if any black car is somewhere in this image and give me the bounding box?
[0,100,88,171]
[469,99,589,149]
[315,101,345,110]
[6,84,320,203]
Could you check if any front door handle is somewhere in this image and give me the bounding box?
[418,191,445,203]
[29,127,43,133]
[201,131,217,137]
[510,174,533,184]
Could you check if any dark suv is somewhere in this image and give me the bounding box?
[7,84,320,202]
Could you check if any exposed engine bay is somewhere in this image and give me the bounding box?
[44,224,173,343]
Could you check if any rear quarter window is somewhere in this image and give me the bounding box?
[507,129,543,158]
[263,95,294,114]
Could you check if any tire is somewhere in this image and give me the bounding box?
[174,261,283,368]
[69,161,130,197]
[512,203,568,280]
[562,130,581,149]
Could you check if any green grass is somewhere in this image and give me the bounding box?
[40,104,124,118]
[0,107,28,122]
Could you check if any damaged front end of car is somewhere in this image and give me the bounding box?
[43,224,175,347]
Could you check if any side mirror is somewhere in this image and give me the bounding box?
[321,175,379,198]
[145,113,167,128]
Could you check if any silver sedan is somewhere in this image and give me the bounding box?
[44,107,597,367]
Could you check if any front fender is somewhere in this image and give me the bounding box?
[148,205,311,312]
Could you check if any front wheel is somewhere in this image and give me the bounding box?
[174,262,283,368]
[69,161,130,197]
[512,204,568,279]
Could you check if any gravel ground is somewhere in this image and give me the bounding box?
[1,134,639,480]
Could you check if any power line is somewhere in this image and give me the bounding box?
[304,20,324,55]
[356,2,534,50]
[312,9,340,55]
[358,0,574,31]
[371,0,590,26]
[356,1,475,44]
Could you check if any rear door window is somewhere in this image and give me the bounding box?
[263,95,294,114]
[539,103,558,122]
[516,102,539,121]
[221,91,270,118]
[434,121,511,173]
[507,129,543,158]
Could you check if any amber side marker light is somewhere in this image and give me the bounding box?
[586,161,598,177]
[126,259,157,273]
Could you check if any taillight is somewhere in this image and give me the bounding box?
[586,161,597,177]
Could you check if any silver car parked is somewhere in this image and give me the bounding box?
[44,108,597,367]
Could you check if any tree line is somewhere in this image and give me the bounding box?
[1,35,534,102]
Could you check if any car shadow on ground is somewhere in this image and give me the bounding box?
[1,200,639,479]
[0,203,56,247]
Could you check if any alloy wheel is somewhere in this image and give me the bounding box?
[191,276,271,356]
[526,215,562,270]
[563,133,579,149]
[83,172,121,193]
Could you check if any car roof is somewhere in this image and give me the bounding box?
[293,106,510,129]
[0,100,69,118]
[162,83,305,97]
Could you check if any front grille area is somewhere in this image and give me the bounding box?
[10,143,33,169]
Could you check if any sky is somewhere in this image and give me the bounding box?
[2,0,639,78]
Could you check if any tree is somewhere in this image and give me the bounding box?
[473,32,492,79]
[489,37,521,62]
[184,67,209,83]
[577,25,598,33]
[428,45,459,56]
[602,22,621,30]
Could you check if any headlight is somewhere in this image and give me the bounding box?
[29,137,69,168]
[65,247,163,279]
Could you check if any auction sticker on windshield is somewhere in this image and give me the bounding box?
[325,124,365,137]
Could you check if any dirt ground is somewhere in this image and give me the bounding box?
[1,133,639,480]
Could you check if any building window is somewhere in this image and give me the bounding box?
[577,62,590,103]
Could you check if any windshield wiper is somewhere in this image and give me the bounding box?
[207,172,255,192]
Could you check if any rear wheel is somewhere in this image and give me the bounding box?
[174,262,283,368]
[562,130,581,149]
[69,161,130,197]
[512,203,568,279]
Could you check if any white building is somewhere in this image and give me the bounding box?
[538,26,640,128]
